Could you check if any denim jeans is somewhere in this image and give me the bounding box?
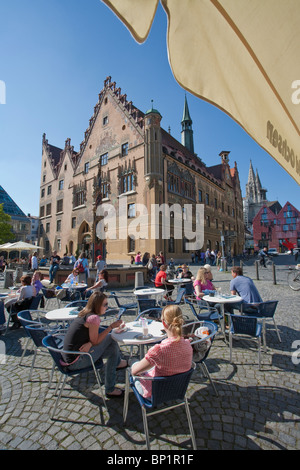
[49,264,59,283]
[67,329,121,394]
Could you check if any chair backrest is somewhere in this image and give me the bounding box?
[103,307,125,320]
[230,315,258,336]
[135,307,162,320]
[257,301,278,318]
[25,324,48,348]
[183,321,218,363]
[109,293,121,308]
[65,300,88,310]
[183,282,194,295]
[185,300,198,319]
[138,299,157,313]
[174,288,185,303]
[29,294,43,310]
[17,309,34,324]
[41,287,56,299]
[14,297,33,313]
[42,335,66,373]
[150,366,195,407]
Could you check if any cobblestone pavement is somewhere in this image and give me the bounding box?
[0,257,299,451]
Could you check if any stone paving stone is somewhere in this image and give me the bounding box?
[0,261,299,450]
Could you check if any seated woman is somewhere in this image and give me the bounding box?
[31,270,44,294]
[85,269,108,298]
[155,264,174,299]
[131,305,193,398]
[61,292,127,398]
[65,268,80,285]
[193,267,221,314]
[193,267,216,300]
[5,275,36,329]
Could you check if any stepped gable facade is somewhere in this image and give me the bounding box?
[38,76,244,263]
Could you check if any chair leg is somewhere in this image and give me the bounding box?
[28,348,37,381]
[123,371,130,423]
[258,337,262,370]
[200,362,219,396]
[229,332,233,362]
[273,318,281,342]
[48,363,55,388]
[51,375,67,419]
[185,398,197,450]
[3,310,12,335]
[141,406,150,450]
[19,337,32,365]
[92,366,107,411]
[262,320,267,352]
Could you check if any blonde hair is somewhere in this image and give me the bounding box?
[161,305,184,341]
[196,267,207,283]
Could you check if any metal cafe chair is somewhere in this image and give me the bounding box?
[42,334,107,419]
[228,314,263,369]
[123,362,197,450]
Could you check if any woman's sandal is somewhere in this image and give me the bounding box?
[105,388,125,399]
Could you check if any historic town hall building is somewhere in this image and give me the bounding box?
[38,76,244,263]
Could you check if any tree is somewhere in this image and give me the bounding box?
[0,204,14,244]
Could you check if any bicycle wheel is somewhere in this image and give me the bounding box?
[265,259,273,268]
[288,270,300,290]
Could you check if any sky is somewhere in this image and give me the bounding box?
[0,0,299,218]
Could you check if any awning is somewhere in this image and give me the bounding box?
[102,0,300,185]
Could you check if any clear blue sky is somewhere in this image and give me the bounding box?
[0,0,299,217]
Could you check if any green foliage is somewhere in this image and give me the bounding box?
[0,204,14,244]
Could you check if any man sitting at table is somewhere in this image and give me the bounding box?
[225,266,263,313]
[177,264,194,280]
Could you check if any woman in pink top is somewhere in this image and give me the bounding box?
[193,267,216,300]
[131,305,193,398]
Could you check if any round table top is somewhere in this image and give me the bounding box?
[61,283,87,289]
[133,288,165,296]
[168,278,192,284]
[111,320,166,345]
[45,307,79,321]
[203,294,242,304]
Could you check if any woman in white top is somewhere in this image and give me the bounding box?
[85,270,108,298]
[65,268,80,285]
[6,275,36,329]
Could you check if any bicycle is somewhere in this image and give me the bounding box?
[257,255,273,269]
[287,266,300,291]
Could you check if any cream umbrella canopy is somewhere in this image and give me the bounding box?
[0,241,44,260]
[102,0,300,185]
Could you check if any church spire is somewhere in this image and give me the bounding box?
[181,95,194,154]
